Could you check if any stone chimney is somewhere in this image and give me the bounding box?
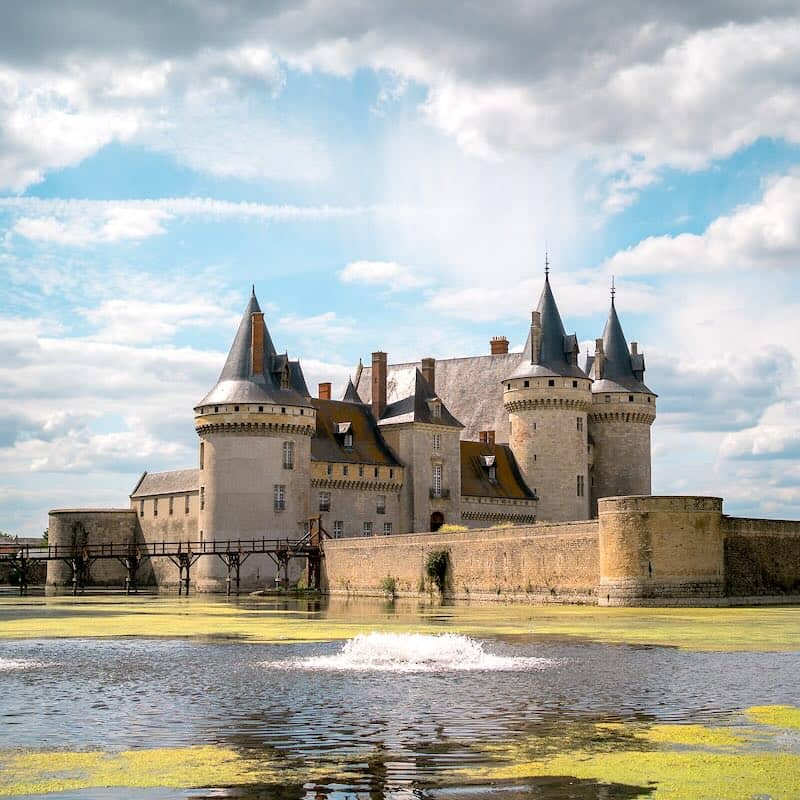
[490,336,509,355]
[421,357,436,392]
[530,311,542,364]
[318,382,331,400]
[631,341,638,355]
[371,351,387,420]
[251,312,265,375]
[594,338,605,379]
[479,430,496,445]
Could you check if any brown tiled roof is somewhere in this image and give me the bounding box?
[130,469,199,498]
[311,399,401,466]
[460,441,535,499]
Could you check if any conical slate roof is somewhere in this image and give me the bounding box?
[588,299,652,394]
[196,290,312,408]
[507,275,588,380]
[342,377,364,404]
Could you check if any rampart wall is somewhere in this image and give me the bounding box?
[321,520,600,602]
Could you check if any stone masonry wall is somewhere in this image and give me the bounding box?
[322,520,599,601]
[723,516,800,596]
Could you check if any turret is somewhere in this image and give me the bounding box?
[192,287,315,590]
[585,284,657,515]
[503,263,592,521]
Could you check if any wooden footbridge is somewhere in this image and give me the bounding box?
[0,521,328,597]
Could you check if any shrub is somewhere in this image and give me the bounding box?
[380,575,397,599]
[425,549,450,593]
[437,523,468,532]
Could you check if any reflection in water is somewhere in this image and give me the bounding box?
[0,596,798,798]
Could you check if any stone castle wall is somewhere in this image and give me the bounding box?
[723,516,800,596]
[322,520,600,601]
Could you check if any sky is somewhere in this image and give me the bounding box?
[2,1,800,536]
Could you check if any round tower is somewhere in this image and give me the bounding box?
[193,289,315,591]
[503,270,592,522]
[587,287,656,515]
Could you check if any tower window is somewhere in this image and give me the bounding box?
[184,494,190,514]
[389,468,394,479]
[234,405,239,412]
[548,379,555,387]
[577,417,583,432]
[433,433,441,450]
[200,442,204,470]
[524,380,529,388]
[283,441,295,470]
[273,484,286,511]
[281,407,286,414]
[343,465,349,477]
[214,406,219,413]
[333,520,343,538]
[605,395,611,403]
[168,496,174,516]
[319,491,331,512]
[153,497,158,517]
[363,521,373,537]
[629,395,634,402]
[573,380,578,388]
[258,405,264,412]
[139,499,144,518]
[359,465,364,477]
[377,495,386,514]
[200,486,205,510]
[374,467,379,478]
[432,464,442,497]
[577,475,585,497]
[383,522,392,535]
[507,383,511,390]
[327,463,333,476]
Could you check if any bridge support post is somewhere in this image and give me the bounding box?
[177,552,192,595]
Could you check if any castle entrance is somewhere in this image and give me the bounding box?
[430,512,444,532]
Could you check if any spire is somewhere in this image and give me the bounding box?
[589,292,652,394]
[342,377,364,404]
[544,249,550,281]
[505,270,587,380]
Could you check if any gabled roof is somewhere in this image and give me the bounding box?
[131,469,199,498]
[379,369,463,428]
[588,300,654,394]
[311,399,401,466]
[460,441,536,500]
[342,377,364,404]
[196,289,312,408]
[507,275,588,380]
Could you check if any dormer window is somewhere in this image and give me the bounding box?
[489,465,497,482]
[429,399,442,418]
[337,421,354,449]
[281,367,290,390]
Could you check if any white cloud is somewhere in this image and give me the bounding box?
[606,172,800,276]
[720,402,800,461]
[13,208,170,245]
[277,311,355,341]
[339,260,426,292]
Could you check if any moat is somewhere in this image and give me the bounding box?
[1,595,799,799]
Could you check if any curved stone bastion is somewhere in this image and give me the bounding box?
[598,495,724,606]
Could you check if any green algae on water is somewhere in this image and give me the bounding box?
[746,705,800,730]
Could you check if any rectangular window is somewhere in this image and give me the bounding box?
[629,395,634,402]
[362,521,372,537]
[374,467,379,478]
[389,468,394,479]
[200,486,205,510]
[185,494,190,514]
[577,475,585,497]
[488,465,497,482]
[432,464,442,497]
[274,484,286,511]
[327,463,333,476]
[344,432,354,448]
[343,465,349,477]
[433,433,441,451]
[333,520,343,538]
[432,401,441,417]
[283,441,294,470]
[319,491,331,512]
[577,417,583,432]
[548,379,555,387]
[383,522,392,535]
[524,380,529,388]
[139,499,144,518]
[358,465,364,477]
[153,497,158,517]
[168,496,174,516]
[605,395,611,403]
[572,380,578,388]
[376,495,386,514]
[200,441,204,470]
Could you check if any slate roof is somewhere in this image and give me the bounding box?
[197,289,313,408]
[131,469,199,498]
[460,441,536,500]
[506,275,588,381]
[342,377,364,404]
[586,300,654,394]
[311,399,401,466]
[357,352,522,443]
[378,370,463,429]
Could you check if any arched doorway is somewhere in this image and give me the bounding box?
[430,511,444,532]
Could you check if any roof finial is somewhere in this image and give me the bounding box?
[610,275,616,305]
[251,283,255,297]
[544,249,550,281]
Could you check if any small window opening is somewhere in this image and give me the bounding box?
[548,379,555,387]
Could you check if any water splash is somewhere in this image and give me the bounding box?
[0,657,44,671]
[268,632,552,673]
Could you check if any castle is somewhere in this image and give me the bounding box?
[52,268,651,591]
